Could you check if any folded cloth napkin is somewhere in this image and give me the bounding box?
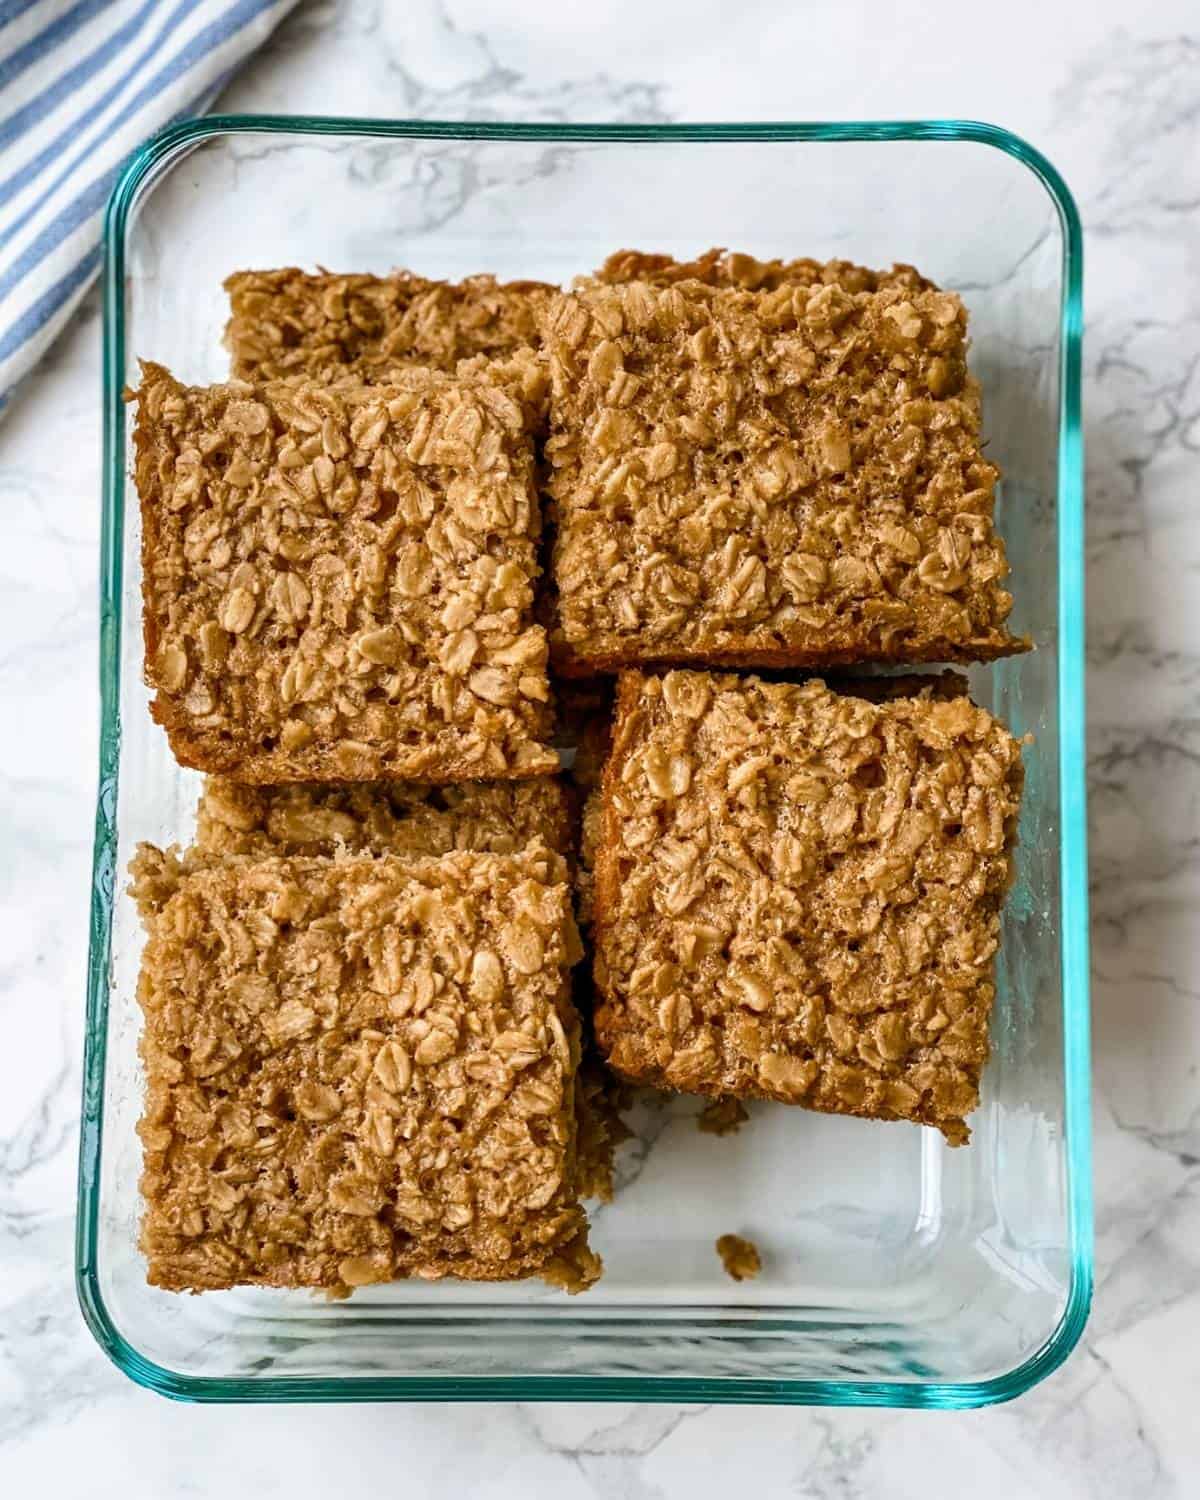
[0,0,300,412]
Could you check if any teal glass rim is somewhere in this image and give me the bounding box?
[77,115,1090,1408]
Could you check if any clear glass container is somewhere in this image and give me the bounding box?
[77,118,1089,1407]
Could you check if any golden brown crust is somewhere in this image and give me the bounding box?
[591,670,1024,1144]
[594,247,936,296]
[225,268,555,383]
[134,362,557,783]
[541,279,1027,673]
[137,849,599,1294]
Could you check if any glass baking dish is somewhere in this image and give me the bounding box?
[77,117,1089,1407]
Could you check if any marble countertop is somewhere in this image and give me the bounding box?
[3,1,1198,1493]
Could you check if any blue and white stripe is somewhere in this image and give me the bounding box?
[0,0,298,412]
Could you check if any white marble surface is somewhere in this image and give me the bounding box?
[2,1,1198,1493]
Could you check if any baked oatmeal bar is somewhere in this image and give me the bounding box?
[225,268,554,383]
[594,247,934,295]
[542,278,1026,672]
[134,362,557,783]
[591,670,1024,1144]
[137,847,600,1293]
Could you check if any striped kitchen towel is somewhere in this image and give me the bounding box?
[0,0,300,413]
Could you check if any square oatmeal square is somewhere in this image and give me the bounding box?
[591,670,1024,1144]
[137,848,598,1293]
[134,362,557,783]
[542,278,1026,672]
